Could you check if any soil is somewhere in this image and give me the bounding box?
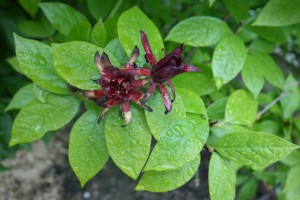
[0,128,210,200]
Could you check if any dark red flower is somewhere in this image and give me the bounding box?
[82,48,152,126]
[126,31,200,114]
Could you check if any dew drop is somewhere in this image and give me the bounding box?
[36,54,47,66]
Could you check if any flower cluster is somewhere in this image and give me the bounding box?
[74,31,199,125]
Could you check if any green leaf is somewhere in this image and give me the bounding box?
[247,26,287,44]
[52,41,119,90]
[209,153,236,200]
[33,84,49,103]
[5,83,34,111]
[105,15,119,43]
[105,39,128,64]
[253,0,300,26]
[6,56,23,74]
[165,16,230,47]
[282,163,300,199]
[207,98,227,121]
[212,34,247,89]
[249,38,276,53]
[18,0,40,17]
[280,150,300,166]
[10,94,80,145]
[69,109,109,187]
[105,105,151,179]
[237,177,258,200]
[18,20,55,39]
[90,19,107,47]
[225,89,257,125]
[172,68,216,96]
[209,0,216,7]
[87,0,115,21]
[144,118,208,171]
[145,91,186,140]
[39,2,88,36]
[222,0,249,21]
[241,52,264,97]
[176,87,206,115]
[280,74,300,120]
[118,6,164,65]
[216,131,299,170]
[136,154,200,192]
[68,22,91,42]
[14,34,69,94]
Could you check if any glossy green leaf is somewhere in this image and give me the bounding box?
[18,20,55,39]
[241,52,264,97]
[145,91,186,140]
[280,74,300,120]
[212,34,247,89]
[225,90,257,125]
[90,19,107,47]
[105,106,151,179]
[68,22,91,42]
[216,131,299,170]
[5,84,34,111]
[144,118,208,171]
[209,153,236,200]
[249,38,276,53]
[253,0,300,26]
[105,39,128,64]
[69,109,109,187]
[39,2,88,36]
[207,98,227,121]
[237,177,258,200]
[166,16,230,47]
[87,0,115,20]
[18,0,40,17]
[222,0,249,21]
[176,87,206,115]
[33,84,49,103]
[282,163,300,199]
[105,15,119,43]
[52,41,119,90]
[118,6,164,65]
[136,154,200,192]
[14,34,69,94]
[10,94,80,145]
[6,56,23,74]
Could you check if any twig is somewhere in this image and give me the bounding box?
[257,93,285,119]
[234,20,244,34]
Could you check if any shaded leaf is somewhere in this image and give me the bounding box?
[105,39,128,64]
[87,0,115,21]
[18,19,55,39]
[207,98,227,120]
[5,83,34,111]
[68,22,91,42]
[222,0,249,21]
[90,19,107,47]
[237,177,258,200]
[6,57,23,74]
[282,163,300,199]
[18,0,40,17]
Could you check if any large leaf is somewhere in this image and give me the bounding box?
[6,56,23,74]
[253,0,300,26]
[145,91,186,140]
[39,2,88,36]
[69,109,109,187]
[105,105,151,179]
[212,34,247,89]
[165,16,231,47]
[5,83,35,111]
[144,118,208,171]
[14,34,69,94]
[10,94,80,145]
[225,89,258,126]
[52,41,119,90]
[241,52,264,97]
[136,154,200,192]
[216,131,299,170]
[209,153,236,200]
[280,74,300,120]
[118,6,164,65]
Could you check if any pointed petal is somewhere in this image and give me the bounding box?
[101,52,112,67]
[128,45,139,65]
[140,31,157,66]
[94,51,104,72]
[159,83,172,114]
[183,65,200,72]
[166,80,176,102]
[97,108,109,124]
[172,43,183,57]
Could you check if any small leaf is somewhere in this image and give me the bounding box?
[33,84,49,103]
[105,105,151,179]
[280,74,300,120]
[118,6,164,64]
[52,41,119,90]
[90,19,107,47]
[216,131,299,170]
[14,34,69,94]
[207,98,227,121]
[6,56,23,74]
[39,2,88,36]
[225,89,257,125]
[209,153,236,200]
[241,52,264,97]
[145,91,186,140]
[212,34,247,89]
[222,0,249,21]
[18,19,55,39]
[253,0,300,26]
[10,94,80,145]
[18,0,41,17]
[68,22,91,42]
[69,109,109,187]
[247,26,286,44]
[144,118,208,171]
[237,177,258,200]
[87,0,115,21]
[5,83,34,111]
[249,38,276,53]
[282,163,300,199]
[105,39,128,64]
[136,154,200,192]
[165,16,231,47]
[105,15,119,43]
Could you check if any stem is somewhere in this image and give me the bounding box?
[234,20,244,34]
[257,92,285,119]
